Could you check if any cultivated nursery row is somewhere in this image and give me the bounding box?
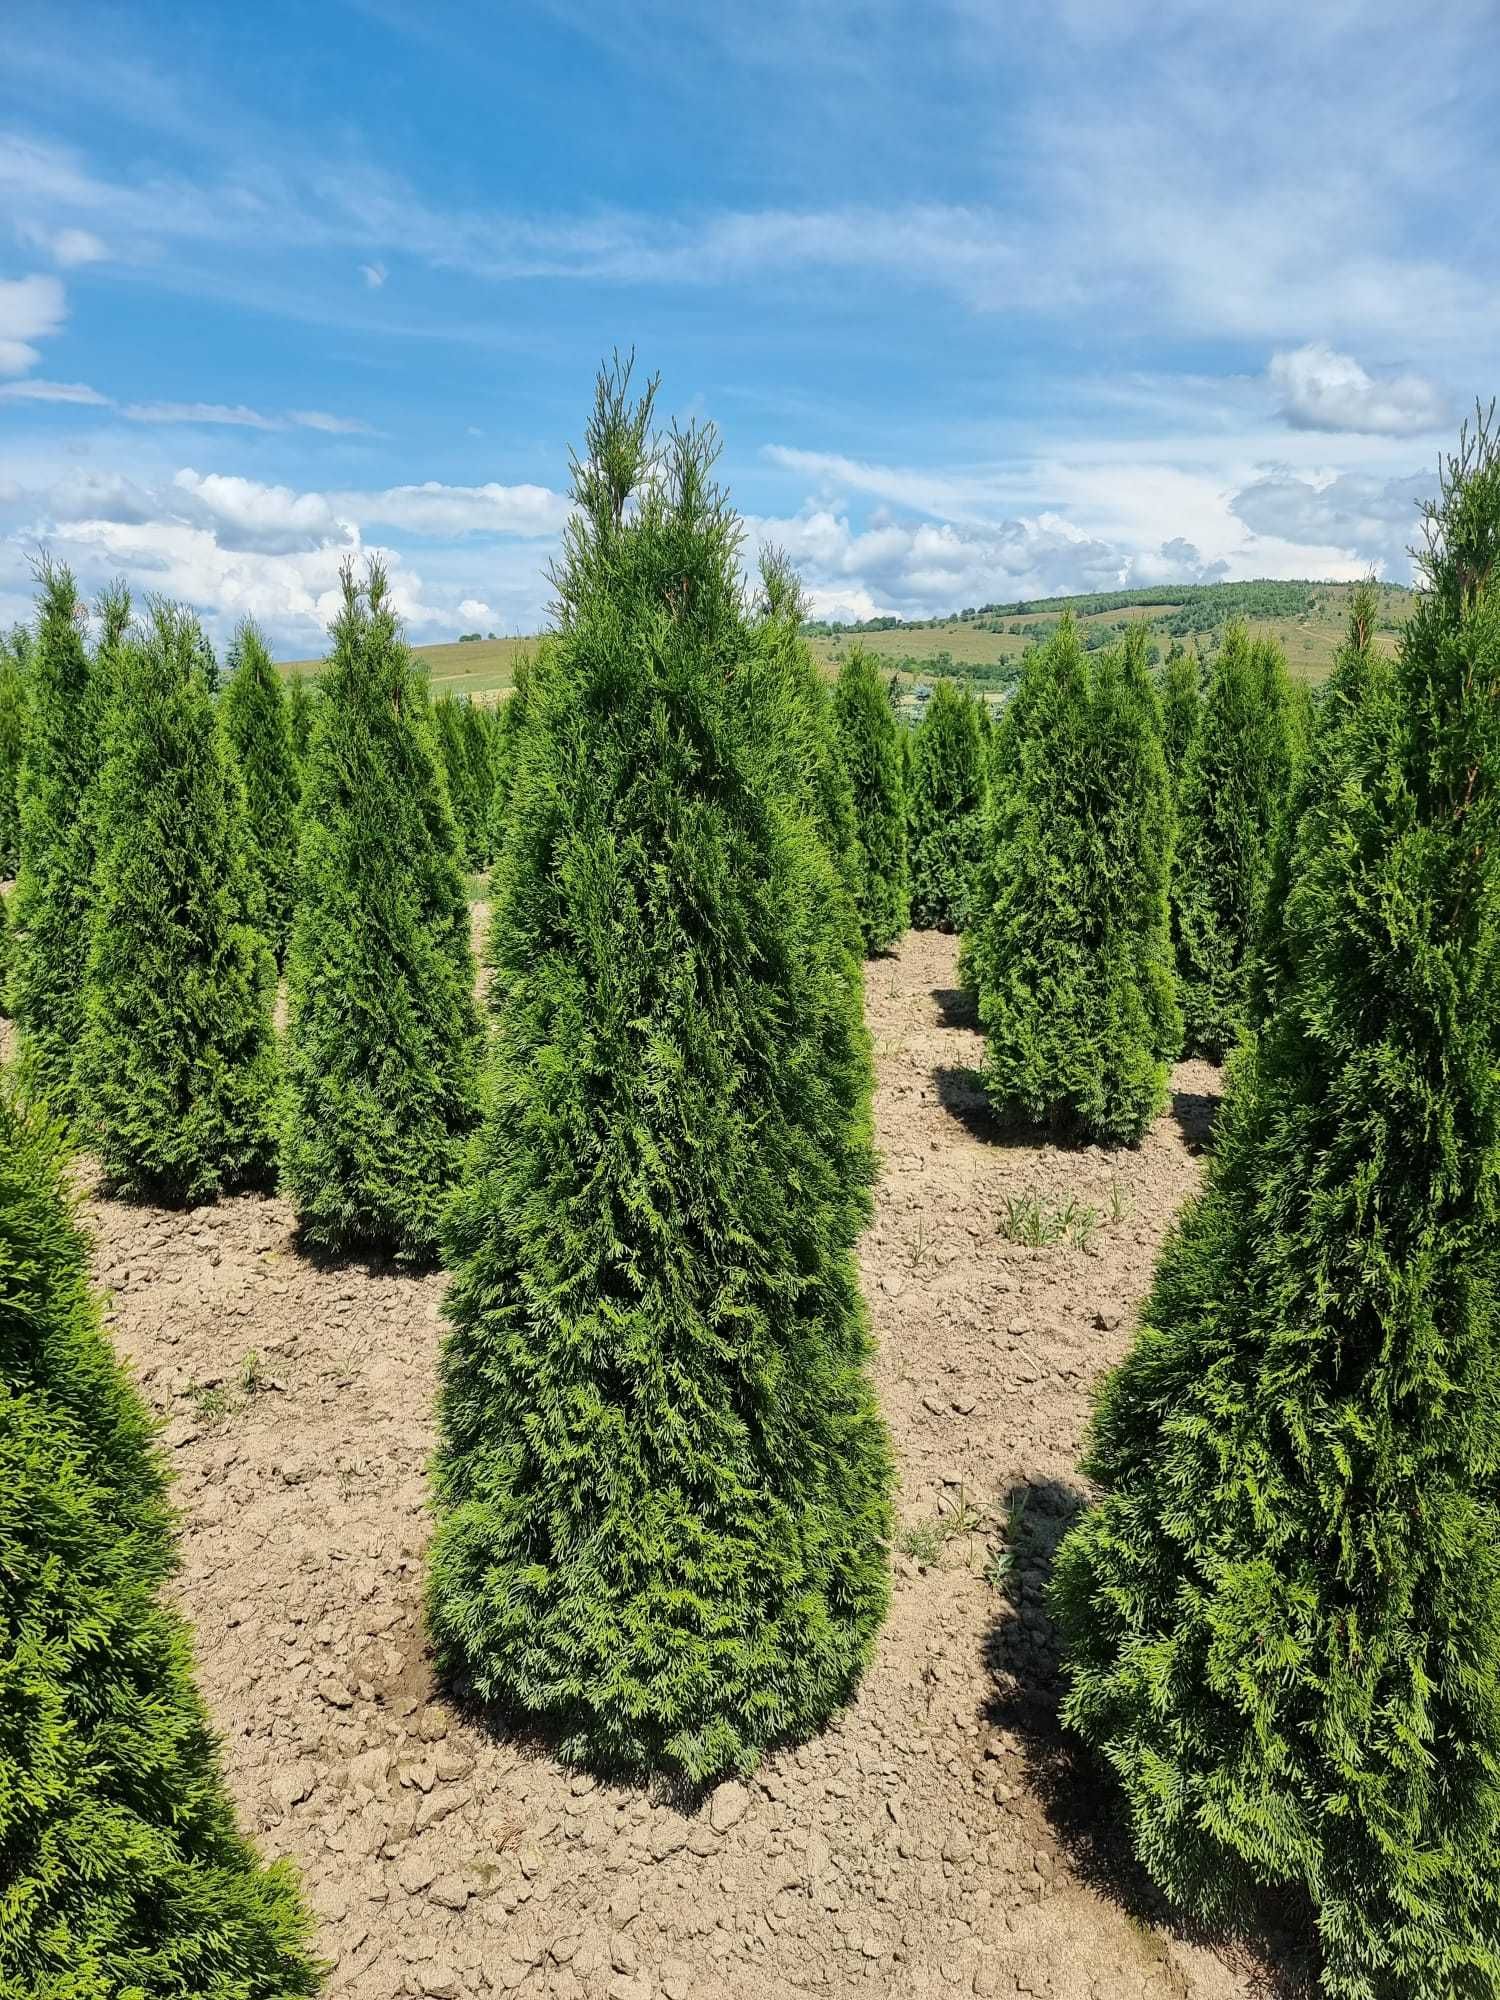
[1,367,1499,2000]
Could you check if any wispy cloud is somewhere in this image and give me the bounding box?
[0,271,66,374]
[358,260,387,288]
[0,376,107,404]
[121,399,373,434]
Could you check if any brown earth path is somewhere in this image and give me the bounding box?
[74,928,1303,2000]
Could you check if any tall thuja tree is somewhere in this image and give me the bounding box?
[429,363,892,1782]
[967,617,1168,1145]
[753,550,862,934]
[1172,623,1296,1058]
[9,566,117,1119]
[1099,636,1180,1066]
[1252,583,1381,1027]
[220,620,299,962]
[432,693,485,867]
[1051,417,1500,2000]
[486,656,533,863]
[459,698,498,866]
[78,605,279,1203]
[0,629,25,879]
[907,679,987,931]
[286,671,315,771]
[0,1090,321,1996]
[1159,646,1200,791]
[833,645,909,952]
[282,563,482,1262]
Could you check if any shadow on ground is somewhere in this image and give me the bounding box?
[930,984,979,1031]
[1170,1081,1222,1153]
[983,1476,1319,2000]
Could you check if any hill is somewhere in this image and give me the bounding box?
[280,579,1416,701]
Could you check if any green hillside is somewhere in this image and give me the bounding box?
[282,579,1415,701]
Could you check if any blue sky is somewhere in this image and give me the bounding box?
[0,0,1494,653]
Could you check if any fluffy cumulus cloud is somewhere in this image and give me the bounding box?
[1228,465,1433,575]
[1269,344,1449,437]
[0,463,573,651]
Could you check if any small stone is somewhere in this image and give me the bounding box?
[427,1873,469,1911]
[434,1749,472,1784]
[608,1977,651,2000]
[611,1934,639,1974]
[317,1676,354,1709]
[647,1818,686,1863]
[1093,1307,1123,1331]
[420,1970,460,2000]
[416,1709,449,1743]
[708,1781,749,1834]
[396,1852,438,1895]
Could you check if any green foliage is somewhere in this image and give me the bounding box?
[907,680,987,931]
[833,644,909,952]
[286,672,315,768]
[220,622,299,963]
[428,362,892,1783]
[1158,647,1201,785]
[485,657,533,864]
[966,618,1174,1145]
[1171,623,1297,1059]
[0,631,25,879]
[431,692,496,869]
[1052,416,1500,1999]
[78,604,280,1204]
[282,563,483,1262]
[0,1089,320,1996]
[9,565,115,1120]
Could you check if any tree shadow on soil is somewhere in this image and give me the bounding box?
[1170,1080,1222,1153]
[933,1065,1113,1157]
[985,1476,1319,1999]
[930,985,978,1031]
[285,1224,443,1284]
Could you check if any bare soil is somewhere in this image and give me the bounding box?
[77,928,1309,2000]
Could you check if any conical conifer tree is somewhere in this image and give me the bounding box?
[9,566,117,1119]
[431,693,487,868]
[833,645,909,953]
[460,697,498,866]
[220,621,300,962]
[287,671,315,769]
[282,563,483,1262]
[428,362,892,1782]
[1172,623,1296,1058]
[754,551,863,938]
[77,604,279,1203]
[966,617,1171,1145]
[486,656,533,863]
[1051,416,1500,2000]
[907,679,987,931]
[0,1088,321,1995]
[0,629,25,879]
[1159,646,1200,788]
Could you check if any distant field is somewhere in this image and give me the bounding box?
[282,579,1416,698]
[281,635,531,700]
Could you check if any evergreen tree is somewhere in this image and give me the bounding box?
[966,617,1171,1145]
[431,692,487,868]
[0,1088,321,1996]
[287,672,315,769]
[460,698,499,866]
[1051,416,1500,2000]
[0,629,24,879]
[9,566,115,1119]
[1159,647,1200,789]
[78,604,279,1203]
[282,563,483,1262]
[1172,623,1296,1059]
[220,621,299,963]
[753,552,862,936]
[833,645,909,953]
[486,657,533,863]
[907,679,987,931]
[428,363,892,1782]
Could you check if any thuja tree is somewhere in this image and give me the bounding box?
[907,679,987,931]
[486,657,533,863]
[754,551,863,935]
[967,617,1171,1145]
[432,692,491,868]
[1252,583,1380,1027]
[1172,623,1296,1058]
[287,671,315,769]
[0,1090,321,1996]
[220,620,300,962]
[77,604,279,1203]
[833,645,909,952]
[282,563,483,1262]
[0,629,25,878]
[1098,639,1180,1066]
[9,567,119,1119]
[1159,646,1200,787]
[461,698,499,865]
[1051,417,1500,2000]
[428,364,892,1782]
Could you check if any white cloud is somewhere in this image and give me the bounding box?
[16,222,108,267]
[123,400,282,429]
[1228,465,1432,575]
[1269,343,1448,436]
[288,408,374,435]
[359,261,387,288]
[0,377,108,404]
[170,470,349,555]
[0,272,66,375]
[335,479,571,538]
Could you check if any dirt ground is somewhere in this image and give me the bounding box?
[73,928,1308,2000]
